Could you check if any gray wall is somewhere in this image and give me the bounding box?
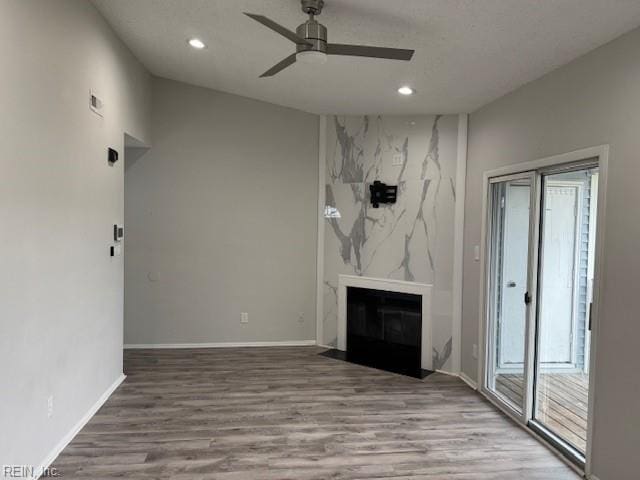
[124,78,318,345]
[0,0,150,467]
[322,115,459,371]
[462,26,640,480]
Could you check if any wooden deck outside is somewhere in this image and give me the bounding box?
[496,372,589,452]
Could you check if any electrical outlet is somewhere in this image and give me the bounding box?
[472,344,479,359]
[240,312,249,324]
[297,312,304,323]
[47,395,54,418]
[392,153,403,166]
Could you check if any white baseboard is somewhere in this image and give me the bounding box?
[124,340,317,349]
[433,369,479,391]
[588,475,601,480]
[316,343,334,349]
[36,374,125,478]
[459,371,478,390]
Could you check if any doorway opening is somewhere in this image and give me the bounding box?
[123,133,149,352]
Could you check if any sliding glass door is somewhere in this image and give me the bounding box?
[531,166,599,456]
[483,161,600,466]
[486,173,535,415]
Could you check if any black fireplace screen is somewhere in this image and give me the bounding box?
[347,286,422,377]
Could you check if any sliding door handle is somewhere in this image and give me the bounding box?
[524,292,532,305]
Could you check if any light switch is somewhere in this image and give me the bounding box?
[474,245,480,262]
[114,224,124,242]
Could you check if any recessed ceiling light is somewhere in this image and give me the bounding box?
[398,86,414,96]
[188,38,206,49]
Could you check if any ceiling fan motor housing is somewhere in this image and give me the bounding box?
[296,19,327,53]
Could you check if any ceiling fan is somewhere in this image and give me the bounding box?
[244,0,415,77]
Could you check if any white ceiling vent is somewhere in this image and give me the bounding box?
[89,90,103,116]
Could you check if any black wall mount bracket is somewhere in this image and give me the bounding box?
[369,180,397,208]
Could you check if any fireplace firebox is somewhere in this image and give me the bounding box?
[346,286,423,377]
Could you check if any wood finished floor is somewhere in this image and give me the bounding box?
[52,347,580,479]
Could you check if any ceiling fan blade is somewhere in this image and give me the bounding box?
[244,13,311,46]
[260,53,297,77]
[327,43,414,61]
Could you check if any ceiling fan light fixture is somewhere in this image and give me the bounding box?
[398,86,414,96]
[296,50,328,64]
[188,38,206,49]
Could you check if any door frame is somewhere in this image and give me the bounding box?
[477,145,609,476]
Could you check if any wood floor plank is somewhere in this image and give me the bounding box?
[52,347,580,479]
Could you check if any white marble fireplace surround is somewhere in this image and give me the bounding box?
[337,275,433,371]
[322,114,462,372]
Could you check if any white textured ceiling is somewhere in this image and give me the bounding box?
[92,0,640,114]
